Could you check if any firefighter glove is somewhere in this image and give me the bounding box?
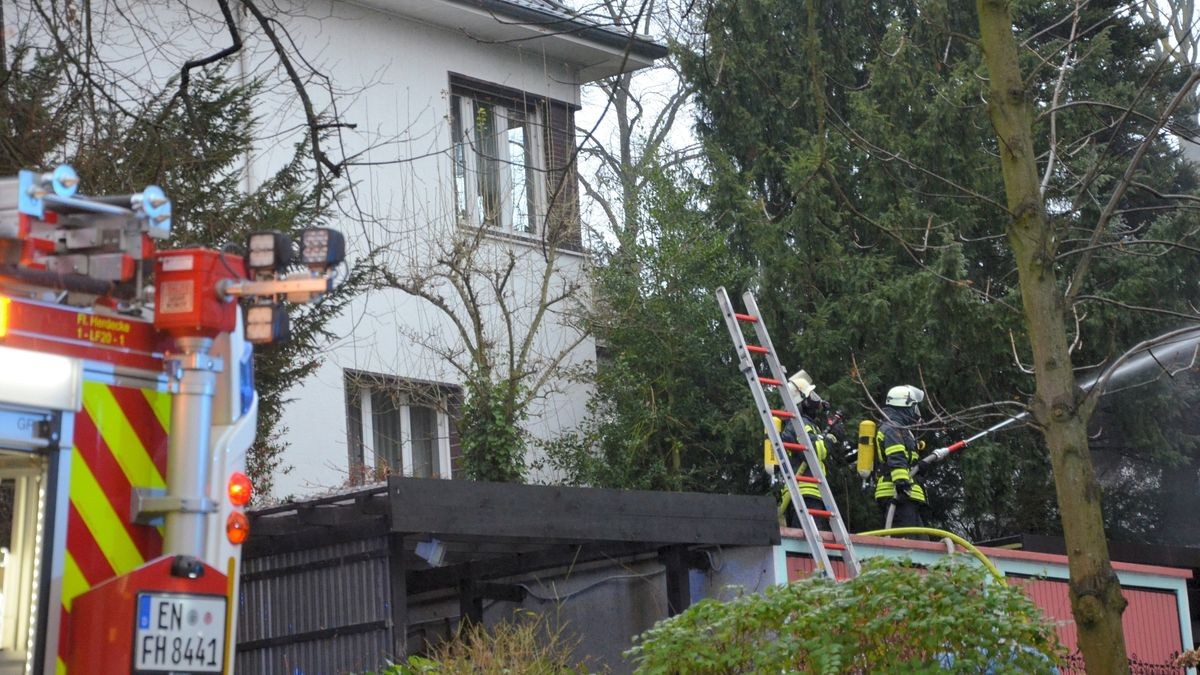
[893,478,912,502]
[824,433,842,453]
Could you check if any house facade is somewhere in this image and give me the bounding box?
[2,0,662,494]
[240,0,666,496]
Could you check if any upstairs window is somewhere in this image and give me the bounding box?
[451,87,545,234]
[449,75,580,247]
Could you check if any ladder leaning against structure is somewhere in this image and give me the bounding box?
[716,287,861,579]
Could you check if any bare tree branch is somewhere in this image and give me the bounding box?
[1064,67,1200,303]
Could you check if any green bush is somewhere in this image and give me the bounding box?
[383,611,594,674]
[627,558,1063,674]
[459,378,527,483]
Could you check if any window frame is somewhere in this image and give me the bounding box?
[344,372,459,480]
[449,75,551,238]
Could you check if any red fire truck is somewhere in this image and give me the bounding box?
[0,166,341,674]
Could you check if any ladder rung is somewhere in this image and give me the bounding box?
[759,377,782,386]
[771,409,795,419]
[734,312,757,323]
[782,442,806,451]
[796,476,819,484]
[808,509,832,518]
[825,543,847,551]
[745,345,769,354]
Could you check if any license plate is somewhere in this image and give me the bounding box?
[133,592,226,673]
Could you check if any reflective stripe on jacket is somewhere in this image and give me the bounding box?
[782,421,827,500]
[873,421,926,503]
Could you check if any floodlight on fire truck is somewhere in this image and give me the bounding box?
[244,303,290,344]
[299,227,346,271]
[246,231,294,273]
[136,184,172,239]
[17,164,79,217]
[50,165,80,198]
[0,345,83,412]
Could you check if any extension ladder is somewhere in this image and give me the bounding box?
[716,287,861,579]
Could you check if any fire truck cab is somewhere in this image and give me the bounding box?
[0,166,337,674]
[0,302,255,674]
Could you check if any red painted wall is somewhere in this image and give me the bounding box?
[1016,577,1183,673]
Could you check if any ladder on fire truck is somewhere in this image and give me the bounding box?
[716,288,861,579]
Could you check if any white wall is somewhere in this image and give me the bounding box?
[236,0,597,496]
[0,0,601,498]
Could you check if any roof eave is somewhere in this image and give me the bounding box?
[354,0,669,80]
[454,0,667,57]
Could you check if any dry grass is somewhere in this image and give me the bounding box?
[385,610,598,674]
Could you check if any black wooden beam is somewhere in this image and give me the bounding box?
[297,505,357,526]
[388,477,779,546]
[244,518,389,558]
[241,548,388,582]
[251,485,388,517]
[388,533,408,659]
[459,577,483,626]
[236,620,387,652]
[406,541,658,595]
[476,582,527,603]
[659,545,691,616]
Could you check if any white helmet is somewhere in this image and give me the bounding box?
[885,385,924,409]
[787,370,818,401]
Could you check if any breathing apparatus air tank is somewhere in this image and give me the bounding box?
[856,419,876,478]
[764,416,782,469]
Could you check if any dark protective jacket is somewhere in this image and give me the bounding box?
[781,420,828,500]
[873,407,927,504]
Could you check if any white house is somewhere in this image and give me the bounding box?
[246,0,667,496]
[0,0,664,497]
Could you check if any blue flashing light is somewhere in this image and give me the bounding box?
[239,344,255,417]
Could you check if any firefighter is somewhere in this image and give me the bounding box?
[875,384,927,528]
[776,371,841,530]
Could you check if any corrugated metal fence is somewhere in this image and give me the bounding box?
[237,537,395,675]
[1019,577,1185,674]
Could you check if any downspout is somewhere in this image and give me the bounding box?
[237,2,255,193]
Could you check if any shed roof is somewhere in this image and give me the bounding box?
[247,477,779,594]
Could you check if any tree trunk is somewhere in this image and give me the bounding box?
[975,2,1129,672]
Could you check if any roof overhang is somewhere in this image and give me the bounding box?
[345,0,669,82]
[247,478,779,595]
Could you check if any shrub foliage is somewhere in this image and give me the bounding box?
[627,558,1063,674]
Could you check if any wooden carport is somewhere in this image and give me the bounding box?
[239,477,779,673]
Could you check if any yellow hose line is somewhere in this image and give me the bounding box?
[857,527,1005,580]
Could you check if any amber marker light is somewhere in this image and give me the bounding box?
[0,297,10,338]
[228,471,253,506]
[226,511,250,545]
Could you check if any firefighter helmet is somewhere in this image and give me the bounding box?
[787,370,818,400]
[885,385,924,409]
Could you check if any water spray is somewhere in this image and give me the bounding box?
[915,326,1200,475]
